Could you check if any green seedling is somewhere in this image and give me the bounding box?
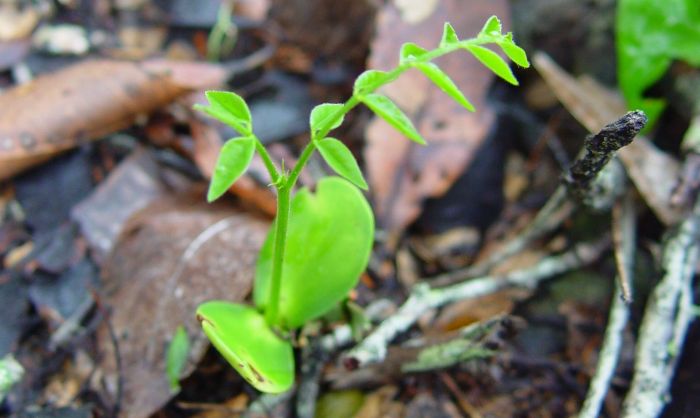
[194,16,528,393]
[617,0,700,127]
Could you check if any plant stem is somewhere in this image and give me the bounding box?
[253,137,281,184]
[265,183,290,326]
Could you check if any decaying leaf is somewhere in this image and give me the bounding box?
[532,52,684,225]
[98,192,269,418]
[0,58,230,180]
[364,0,508,249]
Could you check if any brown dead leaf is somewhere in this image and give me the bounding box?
[532,52,684,225]
[364,0,508,249]
[434,289,529,332]
[98,192,270,418]
[0,59,229,180]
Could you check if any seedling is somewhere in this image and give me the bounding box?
[194,16,528,393]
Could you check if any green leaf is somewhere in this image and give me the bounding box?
[415,62,475,111]
[617,0,700,128]
[207,136,256,202]
[399,42,428,63]
[360,94,426,144]
[310,103,345,139]
[353,70,393,96]
[196,302,294,393]
[497,34,530,68]
[165,326,190,392]
[254,177,374,329]
[316,137,368,189]
[193,91,253,135]
[479,16,502,37]
[465,44,518,85]
[440,22,460,47]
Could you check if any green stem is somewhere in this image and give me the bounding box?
[253,137,281,184]
[265,184,291,326]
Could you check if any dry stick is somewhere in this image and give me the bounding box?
[620,195,700,418]
[434,111,648,286]
[577,192,635,418]
[343,238,609,368]
[344,112,648,368]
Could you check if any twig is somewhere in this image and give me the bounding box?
[620,195,700,418]
[295,300,394,418]
[343,238,609,368]
[243,390,295,418]
[577,193,635,418]
[434,111,646,285]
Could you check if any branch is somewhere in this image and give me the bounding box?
[343,238,609,369]
[434,111,646,285]
[620,195,700,418]
[577,192,636,418]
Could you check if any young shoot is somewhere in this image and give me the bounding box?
[194,16,529,393]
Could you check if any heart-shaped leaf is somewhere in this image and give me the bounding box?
[254,177,374,330]
[196,301,294,393]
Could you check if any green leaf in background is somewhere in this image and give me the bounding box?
[440,22,460,47]
[254,177,374,330]
[415,62,475,111]
[165,325,190,392]
[497,34,530,68]
[196,301,294,393]
[465,44,518,85]
[315,137,368,190]
[399,42,428,63]
[207,136,256,202]
[194,91,253,136]
[617,0,700,128]
[360,94,426,144]
[310,103,345,138]
[353,70,394,97]
[0,354,24,404]
[479,15,502,37]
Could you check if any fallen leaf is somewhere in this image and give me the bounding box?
[0,58,230,180]
[364,0,508,249]
[71,150,169,261]
[532,52,684,225]
[98,192,270,418]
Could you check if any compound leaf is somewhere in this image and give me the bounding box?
[465,44,518,85]
[196,302,294,393]
[316,137,368,190]
[415,62,475,111]
[360,93,426,144]
[310,103,345,139]
[207,136,256,202]
[194,91,252,136]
